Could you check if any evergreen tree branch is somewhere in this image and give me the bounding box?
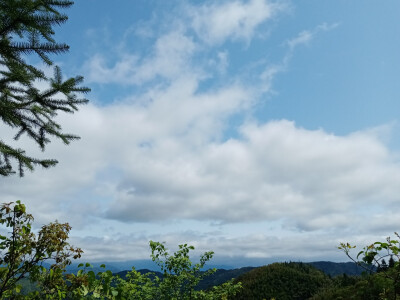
[0,0,89,177]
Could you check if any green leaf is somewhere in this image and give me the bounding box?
[15,284,21,293]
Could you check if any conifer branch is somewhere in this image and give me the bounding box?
[0,0,89,177]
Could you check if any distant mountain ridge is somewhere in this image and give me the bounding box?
[62,260,365,275]
[308,261,368,277]
[62,260,234,274]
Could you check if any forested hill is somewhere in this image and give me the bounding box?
[196,262,366,290]
[226,262,391,299]
[231,262,330,300]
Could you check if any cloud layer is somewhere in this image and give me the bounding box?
[2,0,400,263]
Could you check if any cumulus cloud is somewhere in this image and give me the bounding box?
[103,120,400,229]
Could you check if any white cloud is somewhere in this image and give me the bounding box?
[287,30,313,49]
[85,30,197,85]
[5,103,399,233]
[286,22,340,51]
[189,0,283,45]
[100,120,400,230]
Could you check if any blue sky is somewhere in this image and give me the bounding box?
[2,0,400,267]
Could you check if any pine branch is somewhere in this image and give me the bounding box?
[0,0,89,177]
[0,140,58,177]
[6,41,69,54]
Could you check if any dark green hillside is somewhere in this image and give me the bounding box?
[311,270,397,300]
[196,267,255,290]
[230,262,330,300]
[115,269,163,282]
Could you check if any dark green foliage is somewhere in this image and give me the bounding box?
[229,262,331,300]
[196,267,255,291]
[389,255,396,268]
[0,0,89,177]
[115,269,163,282]
[311,271,396,299]
[377,258,388,273]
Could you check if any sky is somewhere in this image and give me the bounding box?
[2,0,400,268]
